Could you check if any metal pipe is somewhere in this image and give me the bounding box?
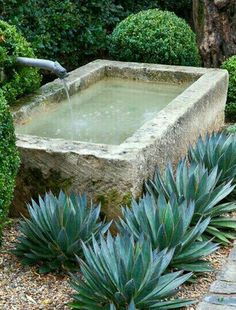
[16,57,68,79]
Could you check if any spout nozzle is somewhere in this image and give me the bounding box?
[61,71,69,79]
[16,57,68,79]
[54,61,68,79]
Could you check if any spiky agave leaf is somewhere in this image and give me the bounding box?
[13,191,111,272]
[117,193,218,273]
[188,132,236,186]
[188,131,236,202]
[69,233,193,309]
[146,159,236,244]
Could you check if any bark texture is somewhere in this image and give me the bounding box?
[193,0,236,67]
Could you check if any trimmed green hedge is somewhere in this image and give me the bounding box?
[0,90,20,239]
[109,9,200,67]
[221,56,236,121]
[0,20,41,105]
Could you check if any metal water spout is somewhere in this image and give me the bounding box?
[16,57,68,79]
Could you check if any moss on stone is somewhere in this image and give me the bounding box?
[97,190,133,222]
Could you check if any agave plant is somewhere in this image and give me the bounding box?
[13,191,111,272]
[147,159,236,244]
[188,132,236,186]
[70,233,193,309]
[118,193,218,273]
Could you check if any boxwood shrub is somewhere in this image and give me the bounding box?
[0,20,41,105]
[0,91,20,240]
[221,56,236,121]
[109,9,200,67]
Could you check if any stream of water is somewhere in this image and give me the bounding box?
[61,78,74,140]
[61,78,71,104]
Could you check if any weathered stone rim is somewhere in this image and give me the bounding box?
[13,59,228,162]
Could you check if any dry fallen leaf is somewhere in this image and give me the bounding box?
[26,295,37,304]
[41,299,51,305]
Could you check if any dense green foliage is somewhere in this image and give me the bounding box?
[109,9,200,66]
[70,234,193,309]
[13,191,111,272]
[0,0,122,71]
[158,0,192,14]
[115,0,192,20]
[0,20,41,105]
[0,1,193,72]
[118,193,218,272]
[221,56,236,121]
[115,0,159,14]
[0,91,19,239]
[147,160,236,244]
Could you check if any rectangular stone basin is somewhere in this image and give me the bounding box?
[12,60,228,220]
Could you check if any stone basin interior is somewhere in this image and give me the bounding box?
[15,77,192,145]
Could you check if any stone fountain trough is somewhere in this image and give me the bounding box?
[11,60,228,219]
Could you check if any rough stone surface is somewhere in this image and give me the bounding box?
[11,60,228,219]
[228,242,236,261]
[210,281,236,294]
[217,263,236,282]
[198,302,236,309]
[204,295,236,306]
[197,243,236,310]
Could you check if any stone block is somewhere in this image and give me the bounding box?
[228,245,236,262]
[210,281,236,294]
[218,263,236,282]
[197,302,236,310]
[204,295,236,306]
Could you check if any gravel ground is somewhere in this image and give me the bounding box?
[180,245,232,310]
[0,220,233,309]
[0,220,74,309]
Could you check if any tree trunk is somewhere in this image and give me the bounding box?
[193,0,236,67]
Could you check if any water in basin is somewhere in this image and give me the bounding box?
[16,78,190,145]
